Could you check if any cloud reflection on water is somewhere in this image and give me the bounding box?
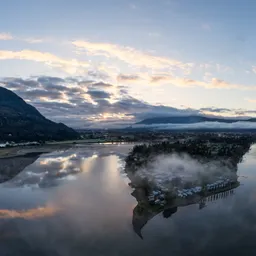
[6,145,133,189]
[1,144,256,255]
[39,153,79,174]
[0,206,59,220]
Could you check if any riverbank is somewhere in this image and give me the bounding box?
[0,144,71,159]
[0,139,136,159]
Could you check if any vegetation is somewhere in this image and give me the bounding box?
[125,134,253,171]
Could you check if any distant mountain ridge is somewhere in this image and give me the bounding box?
[136,115,256,125]
[0,86,79,142]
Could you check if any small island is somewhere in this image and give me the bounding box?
[124,134,253,237]
[125,134,253,238]
[125,134,253,171]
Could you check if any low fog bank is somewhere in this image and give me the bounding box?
[134,121,256,130]
[134,153,237,190]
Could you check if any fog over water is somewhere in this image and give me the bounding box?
[0,143,256,256]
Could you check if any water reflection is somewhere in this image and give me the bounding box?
[3,144,131,189]
[129,144,246,239]
[80,154,98,173]
[39,153,78,173]
[0,144,256,255]
[0,206,59,219]
[0,153,41,183]
[132,186,238,239]
[6,150,103,188]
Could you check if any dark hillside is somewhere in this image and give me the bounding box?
[0,87,78,142]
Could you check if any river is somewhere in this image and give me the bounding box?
[0,143,256,256]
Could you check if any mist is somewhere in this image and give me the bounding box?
[134,153,237,190]
[133,121,256,130]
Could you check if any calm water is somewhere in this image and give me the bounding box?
[0,143,256,256]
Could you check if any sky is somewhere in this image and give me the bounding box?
[1,0,256,128]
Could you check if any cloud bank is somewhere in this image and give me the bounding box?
[1,75,256,128]
[1,76,198,127]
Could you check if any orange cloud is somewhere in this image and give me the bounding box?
[0,206,59,220]
[245,98,256,103]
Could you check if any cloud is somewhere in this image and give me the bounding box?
[130,104,199,120]
[72,40,192,72]
[199,107,256,118]
[37,76,65,84]
[116,72,252,90]
[0,77,81,104]
[199,63,232,74]
[0,33,13,40]
[117,74,140,82]
[0,36,241,91]
[200,107,232,113]
[245,98,256,103]
[0,33,48,43]
[87,90,111,99]
[2,76,256,128]
[23,38,44,44]
[209,78,233,88]
[0,50,89,74]
[0,206,59,219]
[199,107,240,118]
[203,72,212,80]
[157,76,237,89]
[0,76,200,127]
[179,77,246,90]
[234,110,256,116]
[90,82,114,88]
[22,89,63,99]
[150,74,173,83]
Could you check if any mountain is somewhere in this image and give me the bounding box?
[136,115,256,125]
[0,86,79,142]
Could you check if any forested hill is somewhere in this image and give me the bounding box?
[0,86,79,142]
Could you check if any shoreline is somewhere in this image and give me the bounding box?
[0,144,72,159]
[0,139,136,159]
